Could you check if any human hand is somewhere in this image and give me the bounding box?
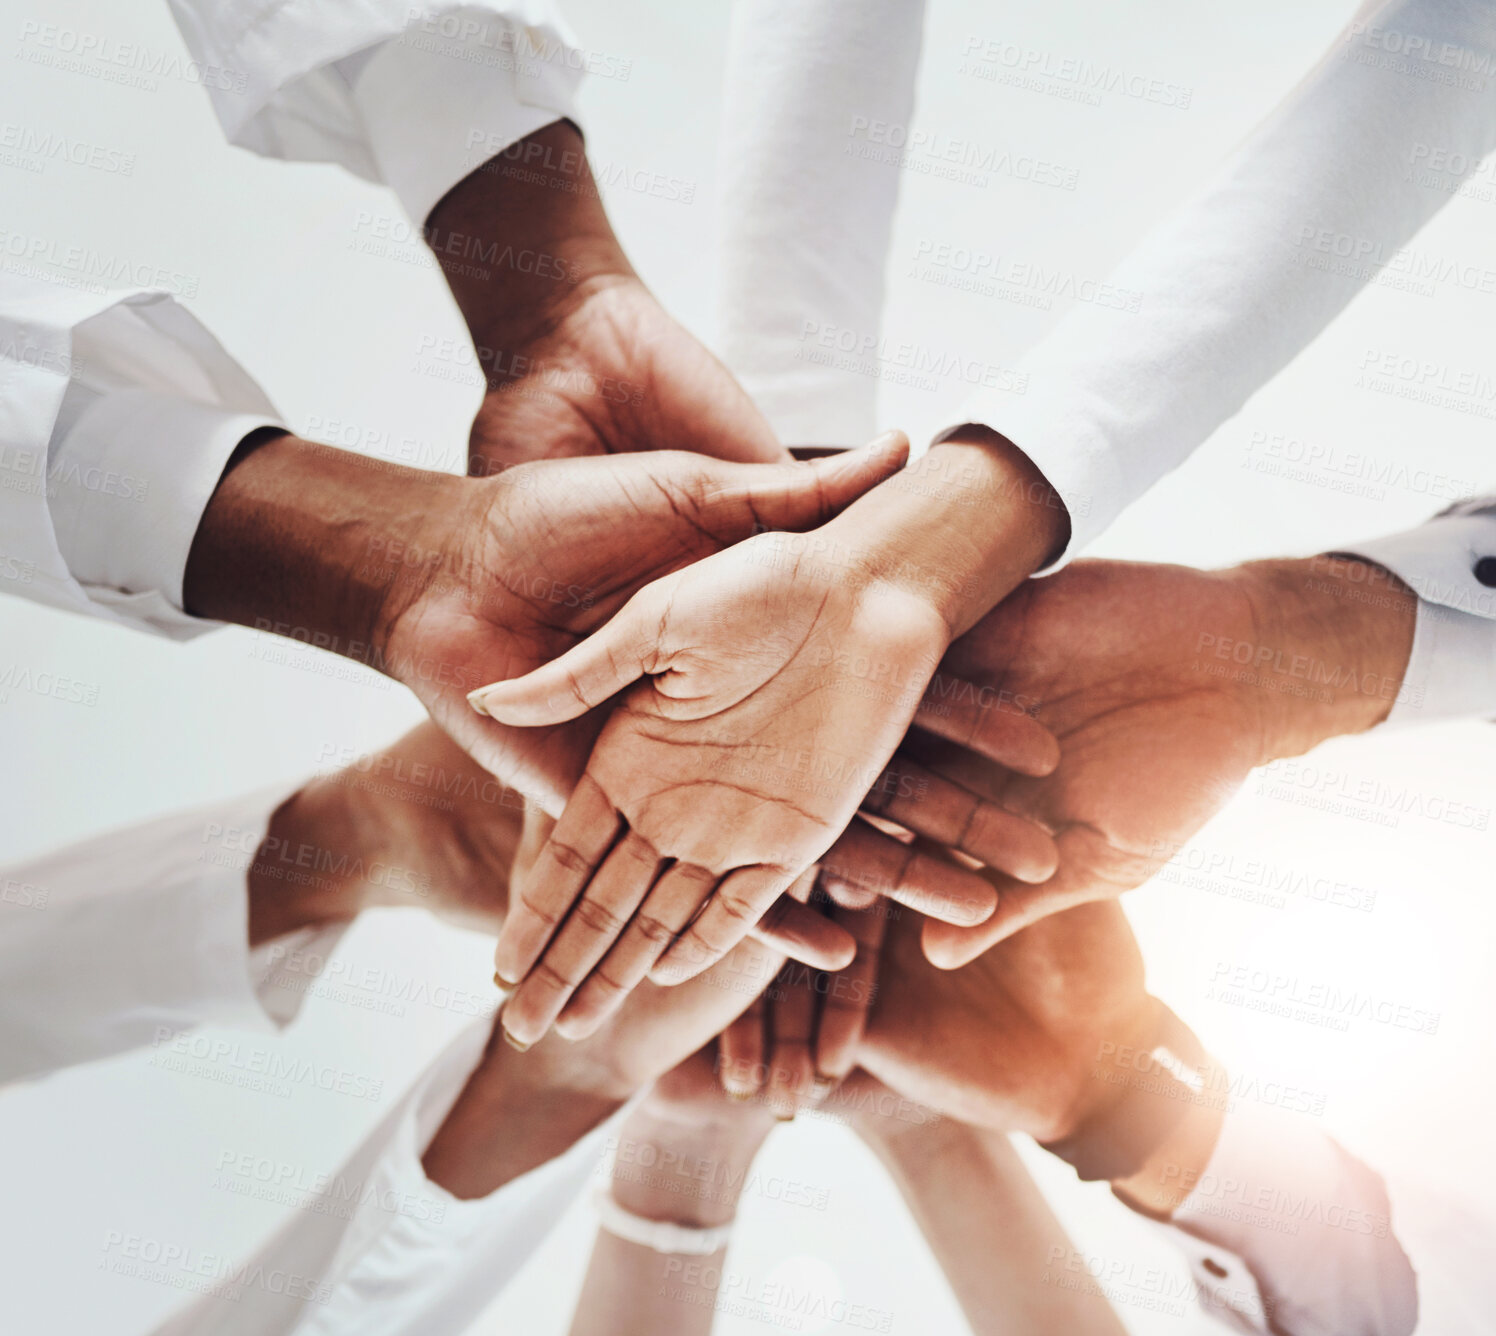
[469,454,1063,1041]
[906,556,1416,964]
[191,431,905,815]
[246,720,525,945]
[423,934,786,1199]
[717,897,887,1119]
[427,122,784,473]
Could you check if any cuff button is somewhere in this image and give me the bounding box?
[1474,557,1496,587]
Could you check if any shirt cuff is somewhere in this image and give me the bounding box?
[1167,1108,1417,1336]
[47,387,280,624]
[345,14,583,224]
[0,787,297,1084]
[1337,508,1496,724]
[304,1023,631,1334]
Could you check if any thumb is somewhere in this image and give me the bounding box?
[709,430,909,538]
[468,589,663,725]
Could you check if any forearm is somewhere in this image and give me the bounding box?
[422,1034,625,1199]
[184,430,467,665]
[426,122,631,371]
[570,1107,773,1336]
[856,1117,1127,1336]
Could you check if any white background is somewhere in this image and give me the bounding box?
[1,0,1494,1332]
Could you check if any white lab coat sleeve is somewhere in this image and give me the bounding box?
[717,0,927,444]
[152,1019,628,1336]
[936,0,1496,568]
[163,0,586,223]
[0,275,283,637]
[0,787,346,1084]
[1147,1108,1417,1336]
[1337,497,1496,722]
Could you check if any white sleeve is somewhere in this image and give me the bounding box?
[163,1,586,224]
[0,275,283,638]
[1336,497,1496,723]
[938,0,1496,566]
[152,1021,625,1336]
[718,0,927,444]
[0,788,345,1084]
[1148,1109,1418,1336]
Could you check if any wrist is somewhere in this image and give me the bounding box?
[422,1032,624,1199]
[246,778,369,946]
[1232,555,1417,762]
[611,1111,773,1228]
[185,431,467,670]
[426,121,634,371]
[819,430,1069,639]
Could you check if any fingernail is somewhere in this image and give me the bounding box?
[494,969,518,989]
[467,686,495,716]
[724,1089,753,1102]
[774,1111,796,1123]
[501,1028,532,1053]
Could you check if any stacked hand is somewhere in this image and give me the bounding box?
[904,556,1414,963]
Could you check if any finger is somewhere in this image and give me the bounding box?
[813,904,888,1082]
[750,895,856,970]
[652,865,799,985]
[914,677,1059,776]
[719,1002,766,1098]
[554,860,717,1039]
[493,774,621,986]
[499,829,665,1046]
[764,966,817,1119]
[820,819,996,926]
[863,756,1058,883]
[920,868,1102,968]
[706,430,910,537]
[468,586,666,725]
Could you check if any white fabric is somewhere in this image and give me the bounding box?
[1162,1109,1417,1335]
[0,0,580,639]
[718,0,927,445]
[715,4,1490,1327]
[941,0,1496,568]
[1339,499,1496,723]
[0,788,343,1084]
[163,0,582,225]
[718,0,1496,724]
[153,1020,627,1336]
[0,278,282,637]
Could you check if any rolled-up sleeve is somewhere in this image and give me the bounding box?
[0,275,283,638]
[163,1,585,223]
